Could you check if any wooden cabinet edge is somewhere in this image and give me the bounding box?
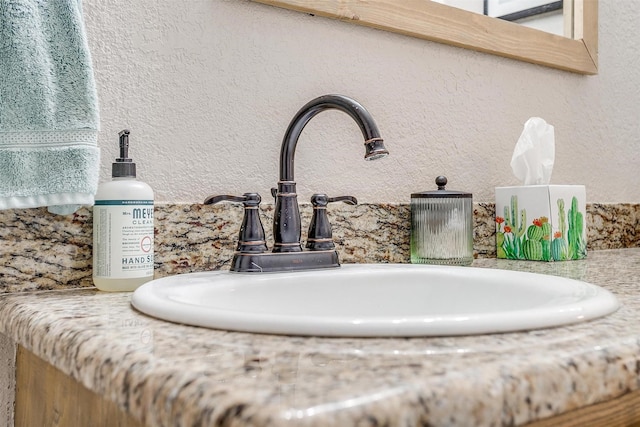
[15,346,142,427]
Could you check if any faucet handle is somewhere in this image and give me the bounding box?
[306,194,358,251]
[204,194,247,205]
[326,195,357,206]
[204,193,268,253]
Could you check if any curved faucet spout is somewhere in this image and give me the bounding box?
[273,94,388,253]
[279,94,388,182]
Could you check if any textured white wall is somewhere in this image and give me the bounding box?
[83,1,640,204]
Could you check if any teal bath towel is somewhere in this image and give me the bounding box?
[0,0,100,215]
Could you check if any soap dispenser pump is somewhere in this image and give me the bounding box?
[410,176,473,266]
[93,130,155,291]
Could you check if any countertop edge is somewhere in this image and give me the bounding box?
[3,250,640,426]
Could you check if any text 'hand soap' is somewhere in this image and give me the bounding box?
[93,129,154,291]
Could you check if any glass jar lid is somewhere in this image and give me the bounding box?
[411,176,472,199]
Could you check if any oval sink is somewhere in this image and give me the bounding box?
[131,264,619,337]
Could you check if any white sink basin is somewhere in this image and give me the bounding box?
[131,264,619,337]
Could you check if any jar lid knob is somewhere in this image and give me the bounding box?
[435,176,447,190]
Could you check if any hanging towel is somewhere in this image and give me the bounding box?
[0,0,100,215]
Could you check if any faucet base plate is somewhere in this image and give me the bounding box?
[230,250,340,273]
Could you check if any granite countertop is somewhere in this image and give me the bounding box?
[2,249,640,426]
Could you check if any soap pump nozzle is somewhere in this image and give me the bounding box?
[113,129,136,178]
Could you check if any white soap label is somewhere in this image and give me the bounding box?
[93,200,154,279]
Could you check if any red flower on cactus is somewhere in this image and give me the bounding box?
[554,231,562,239]
[532,218,542,227]
[504,226,512,233]
[496,216,505,224]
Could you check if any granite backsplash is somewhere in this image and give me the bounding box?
[1,203,638,293]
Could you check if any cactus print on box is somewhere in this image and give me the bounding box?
[496,195,586,261]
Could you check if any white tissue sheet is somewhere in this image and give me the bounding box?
[510,117,555,186]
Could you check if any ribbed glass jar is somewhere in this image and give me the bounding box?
[410,177,473,266]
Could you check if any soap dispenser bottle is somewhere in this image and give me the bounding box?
[93,130,154,291]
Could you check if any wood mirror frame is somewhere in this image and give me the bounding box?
[251,0,598,75]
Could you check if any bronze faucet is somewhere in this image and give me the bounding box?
[206,94,388,272]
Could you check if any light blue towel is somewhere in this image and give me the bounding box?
[0,0,100,215]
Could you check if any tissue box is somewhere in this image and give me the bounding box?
[495,185,586,261]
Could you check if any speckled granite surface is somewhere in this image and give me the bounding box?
[1,203,639,293]
[0,249,639,426]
